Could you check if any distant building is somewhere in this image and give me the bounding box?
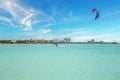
[87,39,95,43]
[11,40,17,43]
[53,39,58,43]
[64,38,71,43]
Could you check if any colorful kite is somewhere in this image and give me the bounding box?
[92,8,99,20]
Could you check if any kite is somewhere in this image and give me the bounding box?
[92,8,99,20]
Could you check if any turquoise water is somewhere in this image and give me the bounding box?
[0,44,120,80]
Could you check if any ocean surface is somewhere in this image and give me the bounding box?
[0,44,120,80]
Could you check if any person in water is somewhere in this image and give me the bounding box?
[55,43,58,47]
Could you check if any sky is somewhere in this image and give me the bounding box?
[0,0,120,42]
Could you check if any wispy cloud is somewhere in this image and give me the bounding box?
[59,28,87,32]
[0,0,53,30]
[40,29,51,34]
[57,27,113,42]
[72,34,112,42]
[63,11,80,21]
[105,10,120,17]
[0,16,14,26]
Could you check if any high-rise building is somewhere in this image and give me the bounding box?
[64,38,71,43]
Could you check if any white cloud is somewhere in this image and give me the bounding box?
[63,11,80,21]
[21,13,34,30]
[59,28,88,32]
[40,29,51,34]
[105,10,120,17]
[58,28,89,37]
[63,31,89,37]
[109,11,120,16]
[0,16,14,26]
[0,0,53,30]
[57,28,113,42]
[71,34,112,42]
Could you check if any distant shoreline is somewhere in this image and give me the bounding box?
[0,43,119,45]
[0,39,119,44]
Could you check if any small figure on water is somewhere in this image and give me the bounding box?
[55,43,58,47]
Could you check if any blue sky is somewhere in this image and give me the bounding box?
[0,0,120,42]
